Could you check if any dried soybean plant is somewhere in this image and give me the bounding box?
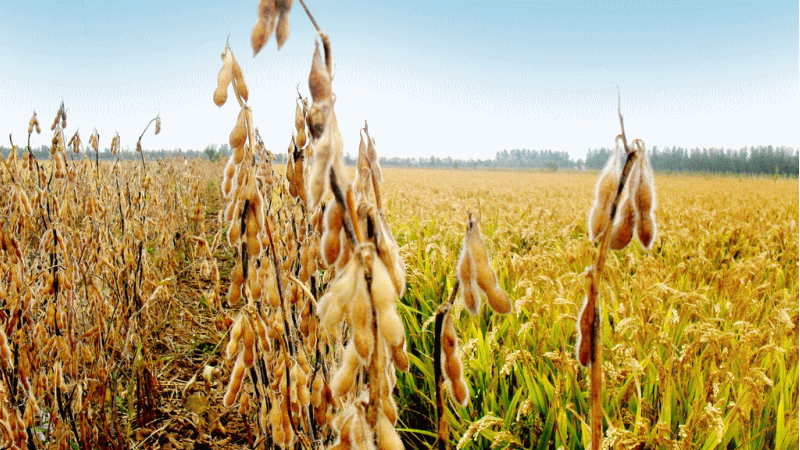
[0,99,203,449]
[213,35,321,450]
[433,212,512,450]
[214,1,415,445]
[577,99,657,449]
[212,40,303,445]
[134,113,161,171]
[315,119,409,450]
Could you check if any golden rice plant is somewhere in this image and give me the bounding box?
[377,166,795,450]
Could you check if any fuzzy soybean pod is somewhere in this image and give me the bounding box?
[291,361,311,407]
[314,382,331,427]
[633,149,657,249]
[376,339,399,420]
[28,112,39,134]
[308,37,331,107]
[0,327,11,367]
[370,255,405,348]
[609,167,639,251]
[466,217,512,315]
[251,17,269,56]
[293,150,307,204]
[111,133,120,155]
[390,338,410,372]
[575,293,595,367]
[226,314,245,359]
[229,108,248,149]
[330,342,361,398]
[294,100,305,132]
[258,0,276,25]
[588,145,619,242]
[376,211,406,297]
[376,411,404,450]
[16,186,33,216]
[308,136,331,208]
[441,313,468,406]
[214,49,234,107]
[354,134,371,201]
[317,258,358,335]
[228,261,244,306]
[366,136,382,184]
[252,0,277,56]
[321,201,344,266]
[230,52,248,102]
[609,192,635,250]
[296,126,307,150]
[269,399,286,447]
[350,410,376,450]
[223,354,246,407]
[266,264,281,309]
[298,102,310,146]
[286,142,297,197]
[275,1,292,17]
[276,11,291,50]
[349,274,374,364]
[241,317,256,368]
[245,213,262,261]
[456,243,481,315]
[382,391,399,426]
[311,369,324,408]
[308,112,341,208]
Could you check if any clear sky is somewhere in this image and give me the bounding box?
[0,0,797,161]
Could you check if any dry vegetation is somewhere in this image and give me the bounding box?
[0,130,796,449]
[0,1,797,449]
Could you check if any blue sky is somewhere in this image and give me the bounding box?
[0,0,797,160]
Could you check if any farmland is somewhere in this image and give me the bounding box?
[384,168,798,449]
[0,153,795,449]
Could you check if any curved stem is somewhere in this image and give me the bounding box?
[136,117,158,172]
[138,117,158,143]
[433,278,461,450]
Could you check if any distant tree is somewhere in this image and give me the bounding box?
[204,143,220,162]
[218,143,231,159]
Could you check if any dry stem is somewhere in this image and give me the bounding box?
[136,116,159,172]
[587,105,640,449]
[434,279,460,450]
[296,0,322,33]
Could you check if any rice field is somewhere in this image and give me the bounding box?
[380,168,798,449]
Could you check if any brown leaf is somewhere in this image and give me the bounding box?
[184,394,208,414]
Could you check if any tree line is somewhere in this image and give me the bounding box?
[584,145,798,176]
[0,144,212,162]
[1,144,796,176]
[378,146,798,176]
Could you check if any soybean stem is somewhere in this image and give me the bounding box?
[296,0,321,33]
[434,279,459,450]
[588,108,640,448]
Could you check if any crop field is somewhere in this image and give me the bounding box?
[0,3,797,449]
[383,168,798,449]
[0,139,796,450]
